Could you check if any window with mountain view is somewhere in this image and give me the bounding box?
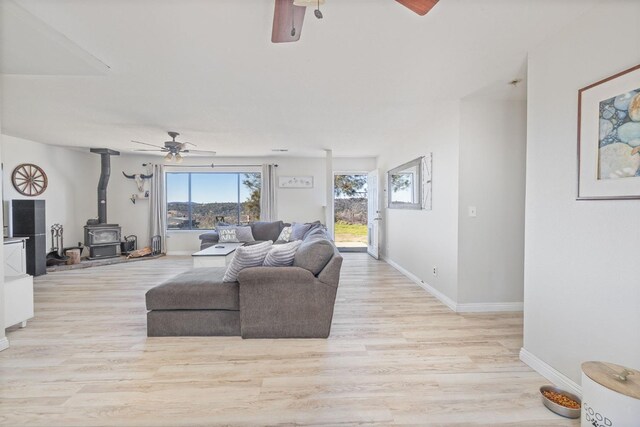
[166,172,261,230]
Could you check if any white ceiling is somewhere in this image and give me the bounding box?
[1,0,599,157]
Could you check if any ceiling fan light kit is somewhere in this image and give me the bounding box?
[293,0,323,19]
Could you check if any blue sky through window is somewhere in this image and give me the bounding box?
[166,172,261,229]
[167,173,243,203]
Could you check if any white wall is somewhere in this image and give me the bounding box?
[458,98,527,305]
[0,113,7,350]
[377,100,461,302]
[2,135,94,250]
[274,157,327,224]
[523,1,640,385]
[103,154,153,247]
[377,97,527,309]
[333,157,376,174]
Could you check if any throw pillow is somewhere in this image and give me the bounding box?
[303,222,326,240]
[293,239,335,275]
[251,221,284,241]
[304,226,328,241]
[263,240,302,267]
[217,225,255,243]
[276,226,293,242]
[223,241,273,282]
[290,222,312,241]
[218,228,239,243]
[234,226,255,243]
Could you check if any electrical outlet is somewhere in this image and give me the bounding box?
[432,266,438,277]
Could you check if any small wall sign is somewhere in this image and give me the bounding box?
[278,176,313,189]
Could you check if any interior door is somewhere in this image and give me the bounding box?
[367,170,380,259]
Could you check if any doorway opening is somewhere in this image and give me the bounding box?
[334,173,368,252]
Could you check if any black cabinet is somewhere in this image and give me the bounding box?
[12,200,46,276]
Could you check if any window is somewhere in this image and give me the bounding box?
[166,172,261,230]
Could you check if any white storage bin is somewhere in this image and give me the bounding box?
[581,361,640,427]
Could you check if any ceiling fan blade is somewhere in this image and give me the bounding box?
[132,140,165,149]
[395,0,439,16]
[272,0,306,43]
[133,149,165,152]
[183,149,217,155]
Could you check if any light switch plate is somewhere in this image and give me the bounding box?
[468,206,477,217]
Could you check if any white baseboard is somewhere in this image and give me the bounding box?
[166,251,193,256]
[456,302,524,313]
[381,255,523,313]
[519,347,582,397]
[382,255,457,312]
[0,337,9,352]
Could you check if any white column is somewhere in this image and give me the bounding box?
[325,149,334,240]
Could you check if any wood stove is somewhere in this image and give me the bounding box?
[84,224,121,259]
[84,148,121,260]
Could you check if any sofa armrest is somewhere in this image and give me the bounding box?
[237,266,338,338]
[199,231,219,242]
[199,232,219,250]
[317,255,342,287]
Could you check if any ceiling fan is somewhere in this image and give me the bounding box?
[132,131,216,163]
[271,0,439,43]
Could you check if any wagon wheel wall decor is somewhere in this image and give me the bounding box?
[12,163,48,196]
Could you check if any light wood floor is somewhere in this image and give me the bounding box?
[0,254,577,426]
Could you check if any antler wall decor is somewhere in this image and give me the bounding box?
[122,171,153,192]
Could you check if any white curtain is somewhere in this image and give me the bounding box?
[149,164,167,253]
[260,164,277,221]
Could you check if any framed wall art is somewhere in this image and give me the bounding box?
[278,176,313,189]
[577,64,640,200]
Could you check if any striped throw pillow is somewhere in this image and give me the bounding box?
[223,241,273,282]
[263,240,302,267]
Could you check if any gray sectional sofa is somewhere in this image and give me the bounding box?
[145,221,342,338]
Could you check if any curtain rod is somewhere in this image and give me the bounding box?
[162,163,278,168]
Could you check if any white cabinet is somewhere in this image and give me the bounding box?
[3,238,34,328]
[5,275,33,328]
[4,238,27,277]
